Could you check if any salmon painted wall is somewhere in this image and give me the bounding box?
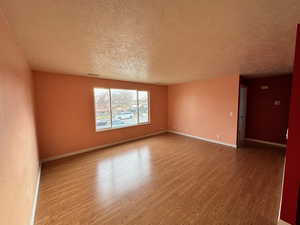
[0,9,39,225]
[34,71,168,159]
[245,75,292,145]
[280,25,300,225]
[168,75,240,146]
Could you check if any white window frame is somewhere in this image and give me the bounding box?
[93,87,151,132]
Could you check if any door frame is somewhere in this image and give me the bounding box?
[237,82,248,148]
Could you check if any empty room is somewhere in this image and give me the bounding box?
[1,1,300,225]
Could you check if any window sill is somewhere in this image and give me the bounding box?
[96,122,151,133]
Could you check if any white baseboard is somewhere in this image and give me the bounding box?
[245,138,286,148]
[30,163,41,225]
[168,130,237,148]
[278,157,286,222]
[278,219,291,225]
[42,130,167,162]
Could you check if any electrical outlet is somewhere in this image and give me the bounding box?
[216,135,220,140]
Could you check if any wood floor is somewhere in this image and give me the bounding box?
[35,133,285,225]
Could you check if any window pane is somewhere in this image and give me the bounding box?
[94,88,111,130]
[111,89,138,128]
[138,91,149,123]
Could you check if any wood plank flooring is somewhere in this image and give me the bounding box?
[35,133,285,225]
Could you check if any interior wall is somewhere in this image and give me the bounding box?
[280,24,300,225]
[34,71,168,160]
[244,75,292,144]
[168,75,240,146]
[0,9,39,225]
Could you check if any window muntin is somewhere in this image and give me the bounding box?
[94,88,150,131]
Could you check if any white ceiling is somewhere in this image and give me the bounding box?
[1,0,300,84]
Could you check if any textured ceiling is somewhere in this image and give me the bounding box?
[1,0,300,84]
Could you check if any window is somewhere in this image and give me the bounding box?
[94,88,111,129]
[138,91,149,123]
[94,88,150,131]
[111,89,138,128]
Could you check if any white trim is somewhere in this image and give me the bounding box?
[245,138,287,148]
[42,130,167,162]
[278,157,286,222]
[29,164,41,225]
[95,122,151,132]
[278,219,291,225]
[168,130,237,148]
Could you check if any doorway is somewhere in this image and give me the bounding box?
[238,85,247,147]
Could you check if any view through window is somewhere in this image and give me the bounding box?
[94,88,149,130]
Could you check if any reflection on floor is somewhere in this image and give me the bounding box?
[96,146,151,205]
[35,133,285,225]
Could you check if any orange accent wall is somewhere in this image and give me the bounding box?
[0,10,39,225]
[34,71,168,159]
[168,75,240,146]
